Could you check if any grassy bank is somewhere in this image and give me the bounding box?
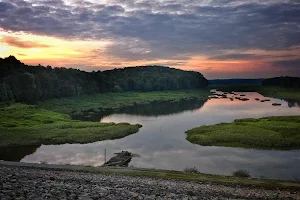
[257,86,300,101]
[209,85,300,100]
[0,104,141,147]
[104,168,300,190]
[38,90,209,114]
[186,116,300,150]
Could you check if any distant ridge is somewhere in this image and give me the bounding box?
[262,77,300,88]
[0,56,208,103]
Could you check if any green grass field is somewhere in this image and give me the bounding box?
[186,116,300,150]
[209,85,300,100]
[0,104,142,147]
[257,86,300,101]
[38,90,209,114]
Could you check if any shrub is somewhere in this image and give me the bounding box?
[232,170,251,178]
[113,85,123,92]
[184,167,199,173]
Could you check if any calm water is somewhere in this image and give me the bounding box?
[3,91,300,180]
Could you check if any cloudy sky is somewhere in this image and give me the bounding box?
[0,0,300,78]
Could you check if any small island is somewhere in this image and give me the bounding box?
[186,115,300,150]
[0,103,142,147]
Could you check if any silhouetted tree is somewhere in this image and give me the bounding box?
[262,77,300,88]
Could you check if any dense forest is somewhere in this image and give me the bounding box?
[262,77,300,88]
[0,56,208,103]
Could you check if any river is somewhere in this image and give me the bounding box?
[3,91,300,180]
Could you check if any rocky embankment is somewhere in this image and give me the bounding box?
[0,164,299,200]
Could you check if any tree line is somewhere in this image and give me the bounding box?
[262,77,300,88]
[0,56,208,103]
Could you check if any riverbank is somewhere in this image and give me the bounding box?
[38,89,209,114]
[209,85,300,101]
[0,104,141,147]
[0,161,299,200]
[186,115,300,150]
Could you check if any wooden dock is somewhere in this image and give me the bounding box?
[102,151,132,167]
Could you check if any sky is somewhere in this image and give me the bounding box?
[0,0,300,79]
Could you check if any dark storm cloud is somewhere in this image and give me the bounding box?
[0,0,300,61]
[40,0,64,5]
[272,59,300,68]
[0,2,15,12]
[6,0,30,7]
[210,54,263,60]
[209,53,297,60]
[270,59,300,76]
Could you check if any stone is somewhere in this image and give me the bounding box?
[0,165,299,200]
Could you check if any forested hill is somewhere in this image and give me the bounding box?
[101,66,208,92]
[262,77,300,88]
[0,56,208,103]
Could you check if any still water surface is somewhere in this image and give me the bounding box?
[5,91,300,179]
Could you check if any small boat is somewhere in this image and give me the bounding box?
[103,151,133,167]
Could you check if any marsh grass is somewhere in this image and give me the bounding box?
[186,116,300,150]
[0,104,142,147]
[38,90,209,114]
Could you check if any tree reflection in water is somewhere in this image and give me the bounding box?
[0,145,40,162]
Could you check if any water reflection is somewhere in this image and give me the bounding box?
[5,92,300,180]
[0,145,40,161]
[72,98,207,121]
[115,99,206,117]
[286,99,300,108]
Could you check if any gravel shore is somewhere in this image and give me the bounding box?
[0,165,299,200]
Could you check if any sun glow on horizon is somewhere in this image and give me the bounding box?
[1,28,299,78]
[0,30,112,66]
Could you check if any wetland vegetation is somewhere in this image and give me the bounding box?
[38,89,209,114]
[186,116,300,150]
[0,104,141,147]
[1,57,300,181]
[72,98,207,122]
